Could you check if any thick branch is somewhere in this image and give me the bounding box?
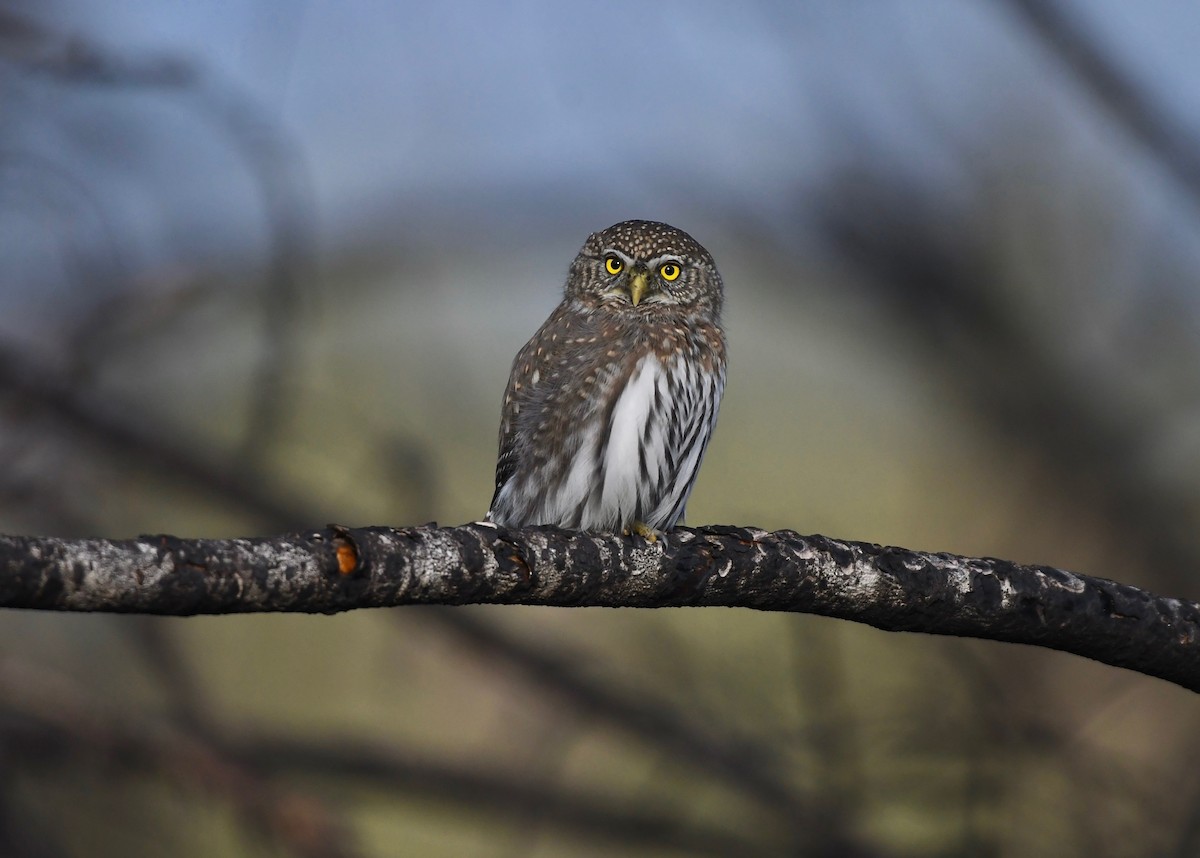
[1,524,1197,693]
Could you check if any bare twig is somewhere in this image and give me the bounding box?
[0,9,313,458]
[0,657,788,857]
[995,0,1200,214]
[0,341,309,528]
[0,659,358,858]
[426,610,810,828]
[237,735,779,858]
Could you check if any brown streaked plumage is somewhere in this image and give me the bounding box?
[487,220,726,535]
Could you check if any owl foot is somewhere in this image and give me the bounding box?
[626,521,663,543]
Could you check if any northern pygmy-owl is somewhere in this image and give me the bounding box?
[487,220,726,538]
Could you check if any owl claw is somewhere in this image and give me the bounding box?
[626,521,663,543]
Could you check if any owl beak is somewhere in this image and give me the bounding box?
[628,271,650,306]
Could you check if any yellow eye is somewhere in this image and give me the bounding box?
[659,262,681,281]
[604,255,623,275]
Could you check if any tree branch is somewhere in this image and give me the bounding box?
[2,524,1197,693]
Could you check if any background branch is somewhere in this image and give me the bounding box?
[4,5,1200,854]
[996,0,1200,215]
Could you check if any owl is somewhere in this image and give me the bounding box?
[486,220,726,538]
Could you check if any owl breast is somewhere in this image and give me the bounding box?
[489,341,724,532]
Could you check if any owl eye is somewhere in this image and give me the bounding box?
[659,262,681,282]
[604,255,623,275]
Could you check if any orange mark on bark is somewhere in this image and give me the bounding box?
[336,541,358,575]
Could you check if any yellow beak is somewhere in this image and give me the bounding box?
[629,271,649,306]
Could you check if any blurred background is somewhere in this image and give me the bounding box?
[1,1,1199,855]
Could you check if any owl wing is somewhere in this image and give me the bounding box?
[488,302,581,519]
[489,365,530,514]
[490,442,518,513]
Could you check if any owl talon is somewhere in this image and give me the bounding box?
[627,521,662,543]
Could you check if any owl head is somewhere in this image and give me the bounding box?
[565,220,723,317]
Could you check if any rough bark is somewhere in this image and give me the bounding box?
[1,524,1197,693]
